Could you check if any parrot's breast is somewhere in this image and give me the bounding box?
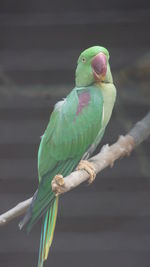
[98,82,116,128]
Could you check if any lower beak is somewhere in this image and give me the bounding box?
[91,52,107,82]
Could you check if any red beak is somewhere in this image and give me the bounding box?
[91,52,107,81]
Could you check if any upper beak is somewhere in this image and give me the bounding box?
[91,52,107,82]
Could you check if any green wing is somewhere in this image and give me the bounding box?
[38,85,104,178]
[21,85,104,230]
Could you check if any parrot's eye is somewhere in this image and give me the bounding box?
[82,57,86,63]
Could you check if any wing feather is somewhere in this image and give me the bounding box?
[20,85,104,231]
[38,86,104,178]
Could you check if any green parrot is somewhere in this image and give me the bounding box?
[19,46,116,267]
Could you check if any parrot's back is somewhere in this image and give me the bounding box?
[19,45,116,267]
[19,85,105,267]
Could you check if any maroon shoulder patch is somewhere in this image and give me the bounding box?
[76,91,91,116]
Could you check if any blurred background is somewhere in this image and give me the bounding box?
[0,0,150,266]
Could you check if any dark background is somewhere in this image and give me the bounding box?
[0,1,150,266]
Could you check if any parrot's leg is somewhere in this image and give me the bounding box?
[77,160,96,184]
[51,174,65,196]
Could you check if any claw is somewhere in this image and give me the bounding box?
[77,160,96,184]
[51,174,65,196]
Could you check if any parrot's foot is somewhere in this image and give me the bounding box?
[51,174,65,196]
[77,160,96,184]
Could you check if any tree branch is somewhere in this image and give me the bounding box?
[0,198,32,226]
[0,112,150,226]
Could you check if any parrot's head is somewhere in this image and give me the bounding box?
[75,46,113,87]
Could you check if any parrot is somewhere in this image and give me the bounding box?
[19,45,116,267]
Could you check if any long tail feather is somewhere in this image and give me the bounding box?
[19,157,81,267]
[38,197,58,267]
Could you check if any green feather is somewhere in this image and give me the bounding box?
[19,45,116,267]
[38,198,58,267]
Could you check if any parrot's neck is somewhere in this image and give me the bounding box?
[96,62,116,127]
[96,82,116,128]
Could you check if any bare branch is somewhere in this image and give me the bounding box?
[0,198,32,226]
[56,135,135,194]
[0,112,150,226]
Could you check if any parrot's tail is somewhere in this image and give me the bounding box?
[38,197,59,267]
